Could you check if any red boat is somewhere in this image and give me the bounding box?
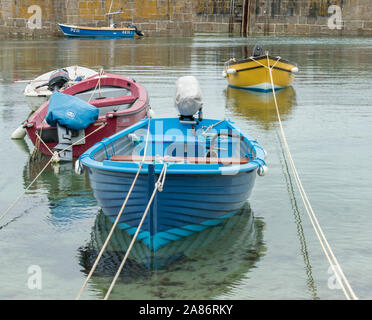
[25,71,149,160]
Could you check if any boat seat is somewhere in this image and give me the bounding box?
[90,95,137,108]
[110,155,250,165]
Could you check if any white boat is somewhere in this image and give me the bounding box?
[24,66,98,111]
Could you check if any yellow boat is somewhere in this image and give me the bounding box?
[223,45,298,92]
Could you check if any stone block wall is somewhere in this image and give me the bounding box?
[249,0,372,36]
[1,0,372,38]
[192,0,242,33]
[0,0,194,38]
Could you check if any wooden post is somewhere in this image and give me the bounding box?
[242,0,247,36]
[229,0,235,33]
[246,0,251,36]
[241,0,251,37]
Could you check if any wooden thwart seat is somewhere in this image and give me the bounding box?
[110,155,250,165]
[90,95,137,108]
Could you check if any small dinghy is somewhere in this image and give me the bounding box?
[223,45,298,92]
[24,66,98,111]
[25,69,149,161]
[78,76,267,251]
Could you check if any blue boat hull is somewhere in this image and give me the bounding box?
[80,117,266,252]
[87,167,257,251]
[58,24,135,38]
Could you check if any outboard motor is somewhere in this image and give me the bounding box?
[128,23,144,37]
[175,76,203,124]
[252,44,263,57]
[47,68,70,92]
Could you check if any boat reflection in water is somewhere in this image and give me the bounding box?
[78,203,266,299]
[22,155,97,227]
[225,86,297,130]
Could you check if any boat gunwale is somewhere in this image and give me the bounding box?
[229,64,296,74]
[80,118,266,175]
[225,55,297,69]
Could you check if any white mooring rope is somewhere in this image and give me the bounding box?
[88,68,105,102]
[76,118,152,300]
[258,53,358,300]
[104,163,168,300]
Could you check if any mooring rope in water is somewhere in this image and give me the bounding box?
[75,118,152,300]
[0,156,55,224]
[0,123,107,226]
[104,163,168,300]
[261,54,358,300]
[277,131,318,299]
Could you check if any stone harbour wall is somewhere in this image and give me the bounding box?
[192,0,243,33]
[0,0,194,38]
[249,0,372,36]
[0,0,372,38]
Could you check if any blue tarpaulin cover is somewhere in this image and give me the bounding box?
[46,92,99,130]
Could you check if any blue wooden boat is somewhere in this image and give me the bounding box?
[78,76,266,251]
[58,23,140,38]
[58,5,144,38]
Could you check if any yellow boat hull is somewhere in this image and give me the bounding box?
[224,56,297,92]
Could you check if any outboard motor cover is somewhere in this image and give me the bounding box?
[175,76,203,117]
[252,44,263,57]
[48,68,70,92]
[46,92,99,130]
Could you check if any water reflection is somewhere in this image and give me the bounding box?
[225,86,297,130]
[11,138,31,155]
[22,156,96,228]
[78,203,266,299]
[0,38,195,82]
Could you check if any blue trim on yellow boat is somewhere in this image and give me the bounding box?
[228,84,284,92]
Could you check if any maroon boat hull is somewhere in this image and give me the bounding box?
[25,73,149,158]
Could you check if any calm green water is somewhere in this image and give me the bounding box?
[1,35,372,300]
